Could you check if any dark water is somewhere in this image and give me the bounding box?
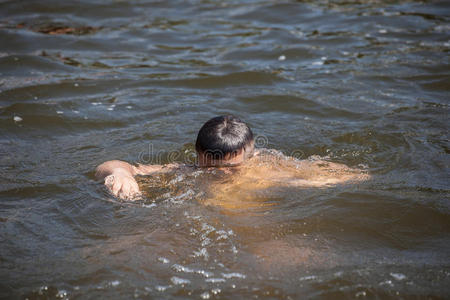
[0,0,449,299]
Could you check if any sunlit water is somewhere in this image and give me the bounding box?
[0,0,449,299]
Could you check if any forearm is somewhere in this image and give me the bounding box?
[95,160,136,180]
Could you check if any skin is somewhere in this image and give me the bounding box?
[95,144,369,271]
[95,146,251,200]
[95,143,369,201]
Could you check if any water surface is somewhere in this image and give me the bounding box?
[0,0,449,299]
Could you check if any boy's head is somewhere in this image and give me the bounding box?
[195,115,254,167]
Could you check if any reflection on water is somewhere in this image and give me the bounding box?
[0,0,449,299]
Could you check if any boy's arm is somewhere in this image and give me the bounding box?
[95,160,136,180]
[95,160,141,200]
[95,160,174,200]
[288,160,370,187]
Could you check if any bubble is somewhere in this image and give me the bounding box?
[13,116,23,122]
[200,291,210,299]
[278,55,286,61]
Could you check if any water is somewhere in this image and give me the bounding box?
[0,0,449,298]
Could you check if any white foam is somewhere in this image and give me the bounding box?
[155,285,169,292]
[390,273,406,281]
[299,275,317,281]
[110,280,120,287]
[193,247,209,260]
[13,116,22,122]
[56,289,68,298]
[205,278,226,283]
[379,280,394,286]
[158,257,169,264]
[171,276,191,285]
[172,264,195,273]
[222,272,246,279]
[196,269,214,278]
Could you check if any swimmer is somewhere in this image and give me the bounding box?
[95,115,369,200]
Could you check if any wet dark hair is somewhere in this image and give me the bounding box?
[195,115,254,159]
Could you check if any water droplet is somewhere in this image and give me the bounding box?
[355,291,366,297]
[155,285,169,292]
[110,280,120,287]
[211,288,221,295]
[390,273,406,281]
[158,257,169,264]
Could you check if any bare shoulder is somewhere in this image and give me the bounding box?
[133,162,193,176]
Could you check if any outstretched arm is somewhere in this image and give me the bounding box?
[95,160,141,200]
[287,160,370,187]
[95,160,177,200]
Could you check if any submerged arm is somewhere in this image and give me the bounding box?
[95,160,140,200]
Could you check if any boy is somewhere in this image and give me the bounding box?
[96,115,368,200]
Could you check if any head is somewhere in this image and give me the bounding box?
[195,115,254,167]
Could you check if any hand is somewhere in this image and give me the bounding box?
[104,168,141,200]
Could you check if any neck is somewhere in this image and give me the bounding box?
[197,152,245,168]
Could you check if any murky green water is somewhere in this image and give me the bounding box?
[0,0,449,299]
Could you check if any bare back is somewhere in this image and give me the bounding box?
[137,149,369,211]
